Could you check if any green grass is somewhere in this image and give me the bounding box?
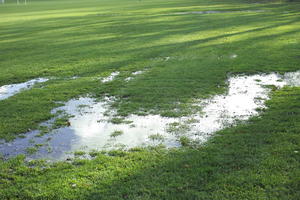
[74,151,86,157]
[110,130,124,137]
[0,0,299,199]
[0,0,299,140]
[0,87,299,199]
[149,133,165,141]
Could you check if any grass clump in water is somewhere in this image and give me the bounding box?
[167,122,190,135]
[179,136,191,147]
[25,147,38,155]
[74,151,86,157]
[110,130,124,137]
[148,133,165,141]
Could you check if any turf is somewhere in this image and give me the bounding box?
[0,0,299,199]
[0,87,299,199]
[0,0,299,140]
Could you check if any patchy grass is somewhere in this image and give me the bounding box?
[25,147,38,155]
[167,122,191,135]
[149,133,165,141]
[110,130,124,137]
[0,0,299,199]
[0,87,299,199]
[74,151,86,157]
[179,136,191,146]
[0,0,299,140]
[110,117,133,124]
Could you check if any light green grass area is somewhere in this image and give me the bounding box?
[0,0,299,140]
[0,0,299,199]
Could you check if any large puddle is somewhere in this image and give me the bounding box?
[0,78,48,100]
[0,71,299,161]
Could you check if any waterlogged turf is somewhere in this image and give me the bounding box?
[0,78,48,100]
[0,0,299,199]
[0,0,299,141]
[1,71,299,161]
[0,87,299,199]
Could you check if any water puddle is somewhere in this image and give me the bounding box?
[230,54,238,59]
[188,74,284,140]
[125,70,146,82]
[0,71,299,161]
[0,78,48,101]
[283,71,300,86]
[101,72,120,83]
[172,10,266,15]
[0,97,179,161]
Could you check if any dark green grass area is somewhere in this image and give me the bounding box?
[0,0,299,140]
[0,87,299,199]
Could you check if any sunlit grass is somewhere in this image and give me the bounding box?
[0,0,299,198]
[0,0,299,139]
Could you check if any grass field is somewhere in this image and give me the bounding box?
[0,0,299,199]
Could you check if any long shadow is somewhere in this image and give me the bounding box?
[1,7,298,83]
[0,0,299,138]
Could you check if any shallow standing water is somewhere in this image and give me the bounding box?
[0,78,48,100]
[0,71,299,161]
[101,72,120,83]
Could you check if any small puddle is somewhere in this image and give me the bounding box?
[101,72,120,83]
[125,70,146,82]
[230,54,238,59]
[283,71,300,86]
[0,71,299,161]
[0,78,48,101]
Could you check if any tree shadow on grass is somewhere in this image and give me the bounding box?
[82,87,300,200]
[0,0,299,139]
[2,87,299,199]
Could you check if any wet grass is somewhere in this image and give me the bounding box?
[0,0,299,198]
[110,130,124,137]
[0,0,299,140]
[74,151,86,157]
[149,133,165,141]
[0,87,299,199]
